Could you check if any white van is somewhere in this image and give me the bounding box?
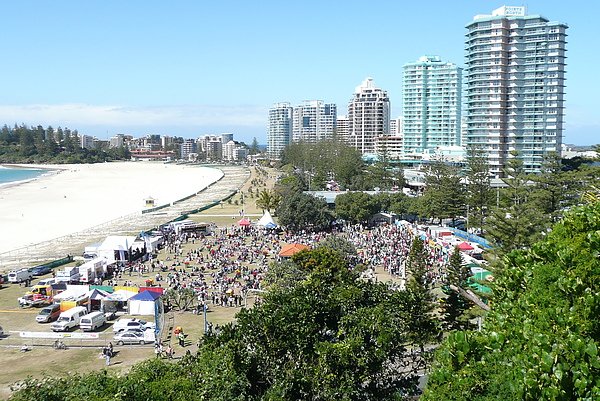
[79,311,106,331]
[51,306,87,332]
[8,268,33,284]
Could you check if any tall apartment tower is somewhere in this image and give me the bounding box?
[347,78,390,154]
[336,115,350,143]
[267,102,293,160]
[465,6,568,175]
[292,100,337,143]
[402,56,462,154]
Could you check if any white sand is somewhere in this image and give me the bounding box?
[0,162,223,254]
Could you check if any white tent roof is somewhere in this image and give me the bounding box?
[98,235,136,251]
[53,285,90,301]
[105,289,137,302]
[256,210,276,227]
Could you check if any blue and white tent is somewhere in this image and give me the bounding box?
[128,290,161,316]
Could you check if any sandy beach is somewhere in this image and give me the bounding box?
[0,162,223,254]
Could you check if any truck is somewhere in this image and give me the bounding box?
[78,258,107,284]
[56,266,80,284]
[18,284,62,308]
[8,268,33,284]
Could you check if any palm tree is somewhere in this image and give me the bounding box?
[255,189,281,213]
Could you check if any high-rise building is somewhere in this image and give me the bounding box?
[336,115,350,143]
[267,102,293,159]
[402,56,462,154]
[465,6,567,175]
[292,100,337,143]
[180,139,197,160]
[347,78,390,154]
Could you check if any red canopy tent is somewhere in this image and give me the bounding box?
[237,217,251,227]
[279,243,309,257]
[457,241,474,251]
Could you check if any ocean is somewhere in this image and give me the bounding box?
[0,166,47,186]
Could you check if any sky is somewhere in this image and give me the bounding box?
[1,0,598,145]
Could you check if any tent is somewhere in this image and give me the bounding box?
[457,241,475,251]
[279,243,310,257]
[87,288,110,311]
[238,217,251,227]
[101,289,137,314]
[256,211,276,227]
[128,290,161,316]
[97,235,137,263]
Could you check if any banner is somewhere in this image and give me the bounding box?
[19,331,100,339]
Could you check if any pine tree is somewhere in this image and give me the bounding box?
[405,238,438,350]
[442,247,474,331]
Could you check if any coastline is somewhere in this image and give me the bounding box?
[0,162,224,254]
[0,164,63,189]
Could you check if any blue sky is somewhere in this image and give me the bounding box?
[1,0,597,145]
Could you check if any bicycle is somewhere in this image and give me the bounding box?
[53,339,67,350]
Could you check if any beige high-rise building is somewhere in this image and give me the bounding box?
[347,78,390,154]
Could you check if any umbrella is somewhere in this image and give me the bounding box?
[238,218,251,226]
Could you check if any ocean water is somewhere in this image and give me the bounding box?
[0,166,47,186]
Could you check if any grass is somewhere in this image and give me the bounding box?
[0,165,274,399]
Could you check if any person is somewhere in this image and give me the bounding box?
[178,331,185,347]
[107,342,113,356]
[154,343,162,358]
[103,346,111,366]
[165,345,174,359]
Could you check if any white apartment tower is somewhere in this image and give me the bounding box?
[402,56,462,154]
[292,100,337,143]
[267,102,293,160]
[465,6,568,175]
[347,78,390,154]
[336,115,350,143]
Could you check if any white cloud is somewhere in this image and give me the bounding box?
[0,103,267,129]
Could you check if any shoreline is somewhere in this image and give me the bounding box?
[0,162,225,254]
[0,164,63,189]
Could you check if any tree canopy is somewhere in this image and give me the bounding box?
[423,202,600,401]
[12,247,439,401]
[0,124,130,163]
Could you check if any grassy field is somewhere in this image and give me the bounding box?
[0,165,406,399]
[0,165,275,399]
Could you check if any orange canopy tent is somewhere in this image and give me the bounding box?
[279,243,309,257]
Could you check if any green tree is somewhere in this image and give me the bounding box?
[423,202,600,401]
[405,238,438,351]
[249,137,260,155]
[255,189,281,213]
[530,152,578,223]
[421,159,465,223]
[485,153,545,254]
[276,191,333,232]
[334,191,381,224]
[441,247,474,331]
[465,146,493,231]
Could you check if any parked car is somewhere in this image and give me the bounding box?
[112,318,155,333]
[36,278,56,286]
[36,304,61,323]
[31,265,52,276]
[113,330,153,345]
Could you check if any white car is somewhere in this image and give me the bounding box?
[112,318,155,333]
[113,329,155,345]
